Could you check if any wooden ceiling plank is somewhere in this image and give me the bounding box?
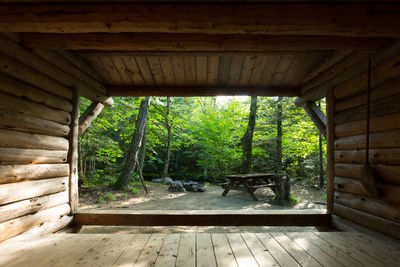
[135,57,154,86]
[228,55,244,87]
[20,33,388,52]
[147,57,166,86]
[84,55,114,85]
[3,4,400,38]
[218,56,232,87]
[110,56,134,84]
[171,56,186,87]
[159,56,176,86]
[284,53,326,87]
[184,56,196,87]
[248,55,269,87]
[269,55,294,86]
[123,56,145,86]
[259,55,281,86]
[195,56,208,87]
[207,56,219,87]
[238,55,257,86]
[108,86,300,97]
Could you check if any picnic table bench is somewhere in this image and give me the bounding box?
[220,173,288,201]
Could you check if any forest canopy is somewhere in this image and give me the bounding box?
[79,96,326,189]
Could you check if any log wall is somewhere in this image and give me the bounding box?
[0,35,89,241]
[331,49,400,239]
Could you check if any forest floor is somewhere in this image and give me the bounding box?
[79,183,327,211]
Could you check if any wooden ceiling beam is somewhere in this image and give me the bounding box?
[20,33,388,52]
[1,4,400,37]
[108,86,300,97]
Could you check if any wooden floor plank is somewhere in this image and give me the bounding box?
[0,234,63,266]
[212,233,238,267]
[241,233,278,267]
[176,233,196,267]
[113,234,151,267]
[270,232,322,267]
[70,234,134,266]
[134,234,165,267]
[226,233,259,267]
[196,233,217,267]
[154,233,180,267]
[285,232,342,267]
[316,232,386,267]
[256,233,300,267]
[333,232,400,267]
[303,232,364,267]
[342,232,400,256]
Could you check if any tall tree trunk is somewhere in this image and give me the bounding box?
[162,97,172,182]
[138,122,147,173]
[240,96,257,174]
[115,97,150,189]
[276,97,283,172]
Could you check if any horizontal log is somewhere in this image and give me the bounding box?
[334,191,400,224]
[0,109,70,137]
[0,34,112,106]
[33,48,107,94]
[0,73,72,112]
[0,191,68,223]
[0,164,69,184]
[296,40,400,105]
[74,212,330,226]
[0,91,71,125]
[0,203,70,242]
[109,86,300,97]
[335,75,400,112]
[334,176,400,203]
[334,130,400,150]
[1,4,400,37]
[302,50,353,85]
[333,203,400,239]
[335,50,400,100]
[19,214,73,236]
[335,148,400,165]
[0,52,72,100]
[335,111,400,138]
[0,147,68,165]
[0,129,69,151]
[0,177,67,205]
[335,92,400,125]
[21,33,387,52]
[56,50,103,82]
[335,163,400,184]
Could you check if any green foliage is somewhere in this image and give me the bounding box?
[97,195,105,204]
[104,192,116,201]
[270,194,300,206]
[80,96,326,188]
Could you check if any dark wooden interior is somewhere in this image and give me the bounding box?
[0,1,399,266]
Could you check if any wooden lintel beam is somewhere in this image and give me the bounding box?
[20,33,388,52]
[1,4,400,38]
[302,102,327,138]
[78,101,104,136]
[108,86,300,97]
[74,212,331,226]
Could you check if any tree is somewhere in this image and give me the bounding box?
[240,96,257,174]
[276,97,283,172]
[115,97,150,189]
[161,97,172,182]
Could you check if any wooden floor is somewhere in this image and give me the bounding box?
[1,232,399,266]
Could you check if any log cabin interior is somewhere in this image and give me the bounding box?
[1,1,400,266]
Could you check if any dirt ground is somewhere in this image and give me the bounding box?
[79,183,327,211]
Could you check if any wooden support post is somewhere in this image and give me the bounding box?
[326,88,335,214]
[68,88,80,214]
[302,101,327,138]
[78,101,104,136]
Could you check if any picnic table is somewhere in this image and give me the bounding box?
[220,173,286,201]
